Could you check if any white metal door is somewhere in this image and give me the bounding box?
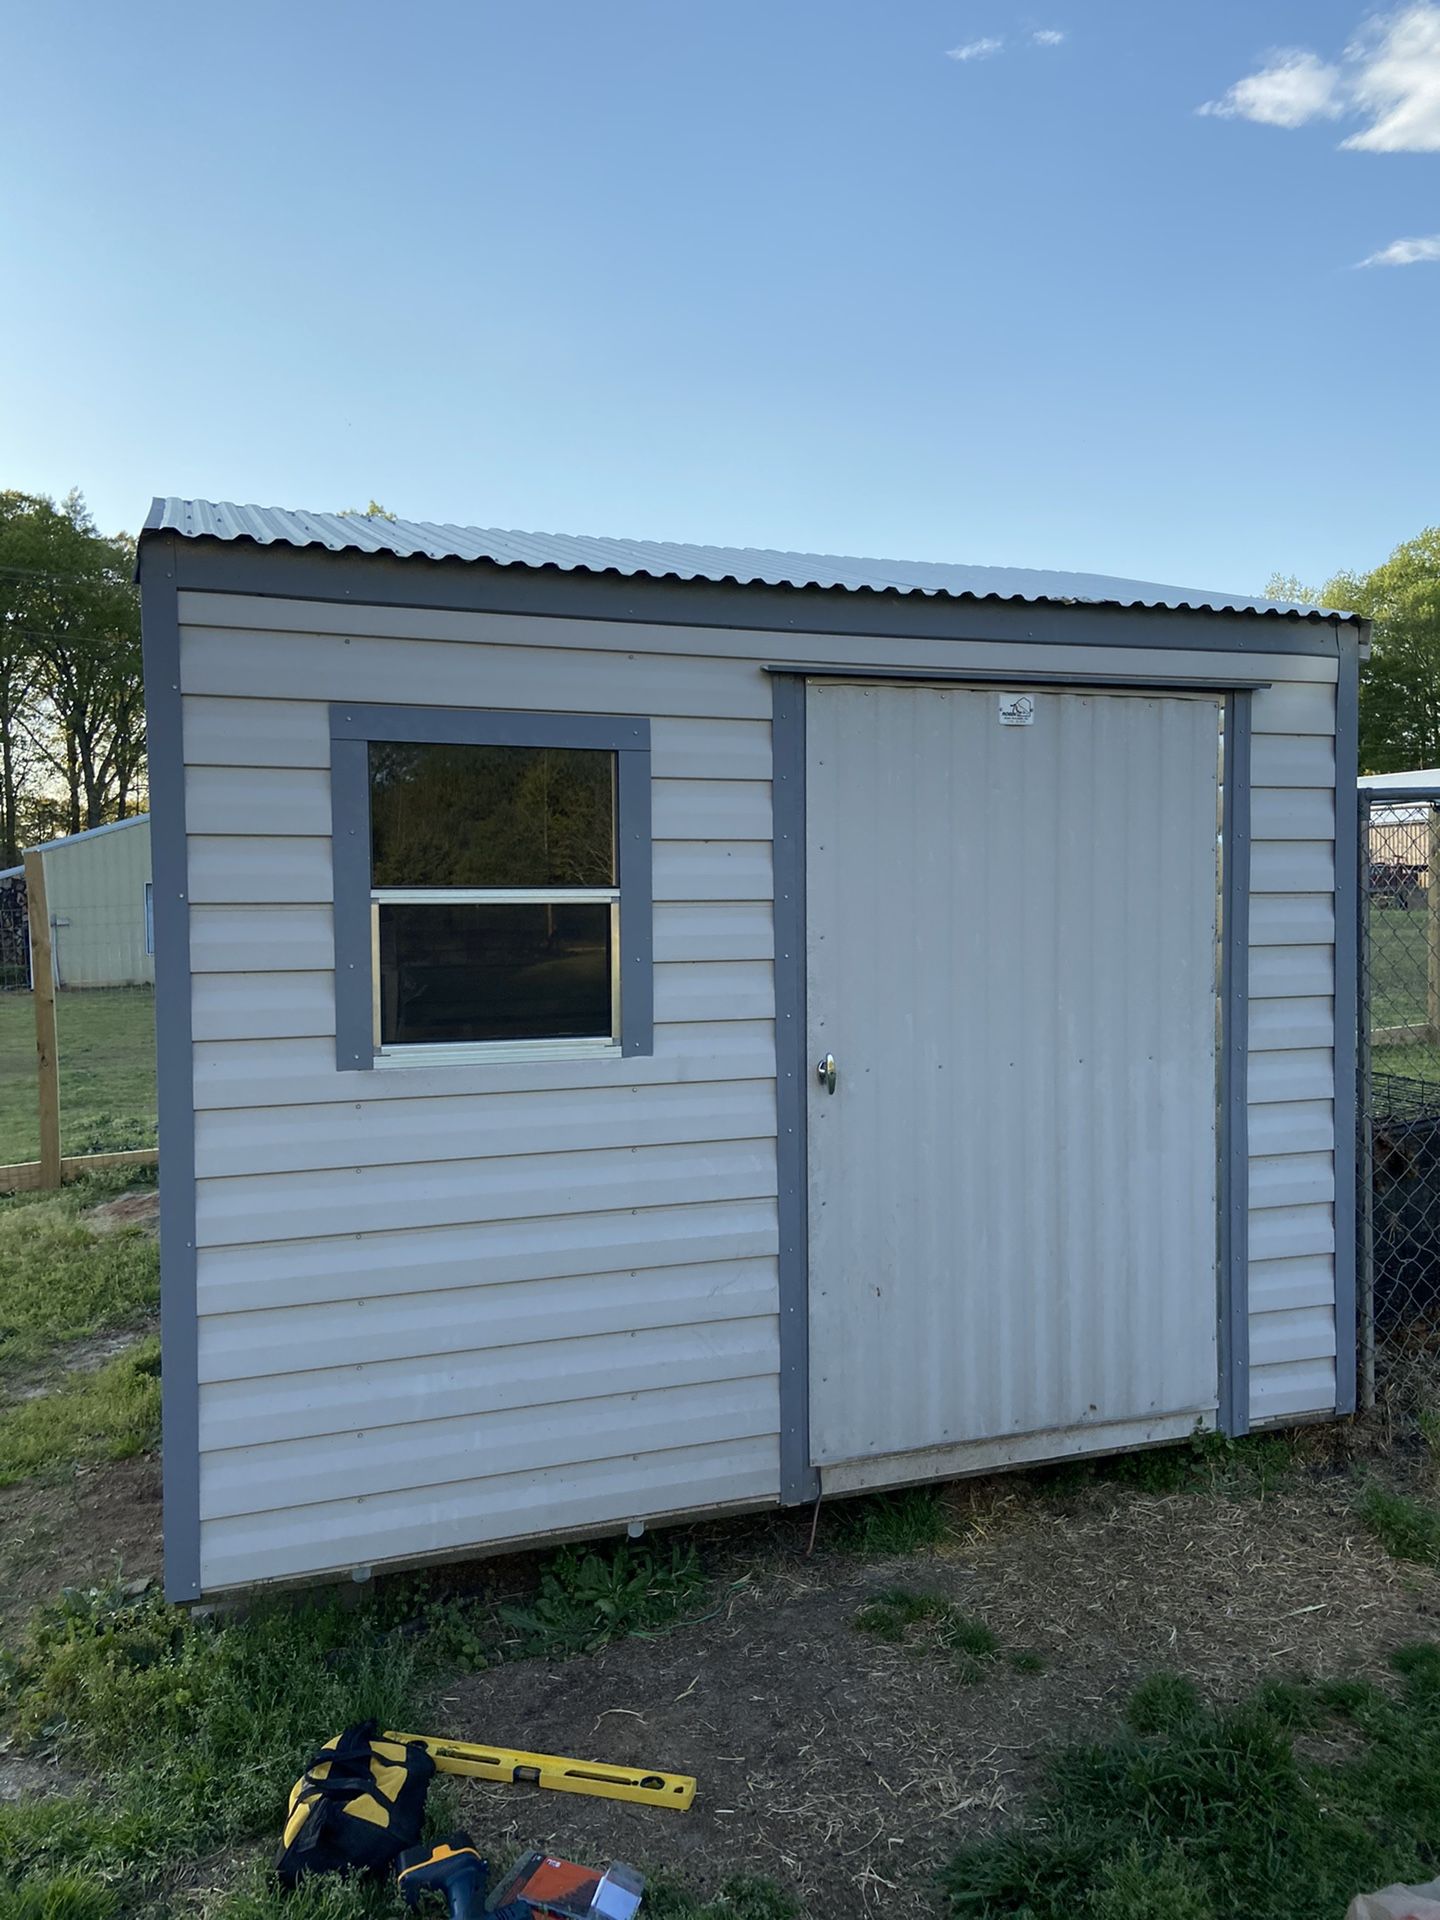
[805,683,1221,1476]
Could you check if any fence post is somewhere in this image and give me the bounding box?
[23,849,61,1188]
[1428,805,1440,1045]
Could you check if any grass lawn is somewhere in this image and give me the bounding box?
[0,1173,161,1491]
[0,1175,160,1374]
[1369,896,1439,1037]
[0,988,156,1165]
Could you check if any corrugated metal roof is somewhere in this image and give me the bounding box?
[141,498,1360,624]
[24,815,150,858]
[1,814,151,878]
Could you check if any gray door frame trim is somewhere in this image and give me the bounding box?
[1218,691,1253,1437]
[767,663,1274,693]
[158,538,1351,659]
[772,674,817,1504]
[1333,634,1361,1415]
[329,703,653,1069]
[137,534,204,1602]
[774,669,1254,1495]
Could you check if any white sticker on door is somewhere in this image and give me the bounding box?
[997,693,1036,726]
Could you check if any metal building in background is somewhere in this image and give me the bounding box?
[137,500,1363,1602]
[0,815,153,990]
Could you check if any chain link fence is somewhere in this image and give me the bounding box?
[1360,790,1440,1403]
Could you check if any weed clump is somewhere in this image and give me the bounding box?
[828,1486,950,1555]
[945,1646,1440,1918]
[498,1542,707,1658]
[1037,1429,1303,1501]
[0,1872,120,1920]
[1358,1484,1440,1564]
[1125,1671,1201,1735]
[853,1588,1039,1685]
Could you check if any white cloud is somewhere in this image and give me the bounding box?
[1198,49,1343,128]
[1200,4,1440,151]
[947,36,1003,62]
[1343,6,1440,150]
[1358,233,1440,264]
[1031,28,1066,47]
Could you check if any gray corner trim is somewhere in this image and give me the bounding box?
[617,743,653,1058]
[772,674,817,1505]
[328,704,653,1069]
[137,536,202,1602]
[1333,637,1361,1416]
[765,663,1275,693]
[166,539,1347,658]
[330,736,373,1071]
[1218,691,1253,1437]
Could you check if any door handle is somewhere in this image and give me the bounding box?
[816,1053,837,1095]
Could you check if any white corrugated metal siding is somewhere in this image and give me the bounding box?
[176,589,1341,1589]
[805,685,1221,1467]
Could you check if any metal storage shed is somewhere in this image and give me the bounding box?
[137,500,1363,1602]
[0,814,153,989]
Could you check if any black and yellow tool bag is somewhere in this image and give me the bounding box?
[276,1720,435,1886]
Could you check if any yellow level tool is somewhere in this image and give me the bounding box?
[385,1731,696,1813]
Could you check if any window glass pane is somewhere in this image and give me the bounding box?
[377,901,612,1046]
[369,742,614,889]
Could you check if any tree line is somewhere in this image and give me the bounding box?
[0,490,144,871]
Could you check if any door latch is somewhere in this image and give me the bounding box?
[816,1053,837,1094]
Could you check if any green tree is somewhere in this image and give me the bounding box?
[1327,529,1440,774]
[0,491,144,864]
[0,496,46,867]
[1268,531,1440,774]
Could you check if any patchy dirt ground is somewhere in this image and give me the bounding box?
[85,1189,160,1236]
[0,1453,162,1640]
[433,1464,1440,1914]
[4,1403,1440,1913]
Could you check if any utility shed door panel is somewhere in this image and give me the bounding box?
[805,684,1221,1466]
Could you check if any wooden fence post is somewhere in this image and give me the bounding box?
[23,849,61,1188]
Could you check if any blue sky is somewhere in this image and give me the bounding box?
[2,1,1437,593]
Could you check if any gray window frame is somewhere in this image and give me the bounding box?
[329,703,653,1070]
